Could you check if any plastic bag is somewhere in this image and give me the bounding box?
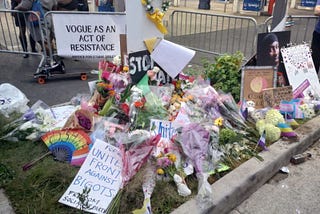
[0,83,29,118]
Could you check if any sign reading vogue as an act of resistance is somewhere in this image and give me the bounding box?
[52,14,126,59]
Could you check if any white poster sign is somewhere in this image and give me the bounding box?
[59,139,122,214]
[52,14,126,59]
[281,44,320,99]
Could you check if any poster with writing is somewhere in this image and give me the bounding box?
[262,86,293,108]
[52,14,126,59]
[59,139,122,214]
[281,44,320,99]
[129,50,171,84]
[241,66,277,109]
[150,119,178,155]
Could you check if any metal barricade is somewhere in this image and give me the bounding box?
[0,9,46,72]
[263,15,318,45]
[166,10,258,60]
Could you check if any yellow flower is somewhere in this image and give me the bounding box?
[157,168,165,175]
[214,117,224,126]
[167,154,177,163]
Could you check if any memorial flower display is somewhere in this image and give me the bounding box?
[1,51,320,213]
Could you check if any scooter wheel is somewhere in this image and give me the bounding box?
[38,77,46,84]
[81,74,87,81]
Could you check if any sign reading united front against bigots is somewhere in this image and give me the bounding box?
[52,13,126,59]
[59,139,122,214]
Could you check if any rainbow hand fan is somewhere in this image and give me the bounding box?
[23,130,91,171]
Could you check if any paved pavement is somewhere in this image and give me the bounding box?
[231,138,320,214]
[0,1,319,214]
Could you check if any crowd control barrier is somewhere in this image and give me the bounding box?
[166,10,259,60]
[0,9,46,73]
[263,15,318,45]
[1,9,318,76]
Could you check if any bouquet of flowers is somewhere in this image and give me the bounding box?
[155,150,191,197]
[0,100,55,142]
[173,123,214,210]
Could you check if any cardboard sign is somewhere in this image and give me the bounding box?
[52,13,126,59]
[241,66,277,109]
[59,139,122,214]
[281,44,320,99]
[262,86,293,108]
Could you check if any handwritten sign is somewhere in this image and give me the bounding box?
[241,66,276,109]
[59,139,122,214]
[150,119,178,155]
[52,13,126,59]
[281,44,320,99]
[262,86,293,107]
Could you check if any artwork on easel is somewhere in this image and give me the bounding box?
[281,43,320,99]
[240,66,277,109]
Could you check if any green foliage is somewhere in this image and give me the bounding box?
[202,51,244,102]
[219,128,242,145]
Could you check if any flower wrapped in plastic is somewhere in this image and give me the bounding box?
[173,123,214,210]
[106,134,161,214]
[128,86,169,130]
[0,100,56,142]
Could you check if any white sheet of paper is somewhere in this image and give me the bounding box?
[151,40,195,78]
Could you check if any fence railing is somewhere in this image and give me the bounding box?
[0,9,318,69]
[263,15,318,45]
[0,9,46,72]
[166,10,259,60]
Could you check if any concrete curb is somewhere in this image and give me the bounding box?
[171,115,320,214]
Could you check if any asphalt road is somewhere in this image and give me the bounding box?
[0,52,97,106]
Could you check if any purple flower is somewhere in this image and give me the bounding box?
[23,109,35,121]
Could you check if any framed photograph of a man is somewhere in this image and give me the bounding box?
[256,31,291,67]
